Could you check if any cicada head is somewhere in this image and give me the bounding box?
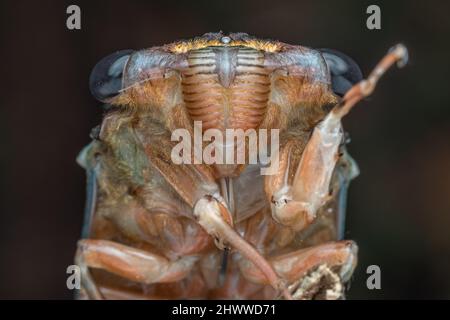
[89,33,362,133]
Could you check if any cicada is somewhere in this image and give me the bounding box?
[75,33,407,300]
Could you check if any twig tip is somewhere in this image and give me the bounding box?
[389,43,409,68]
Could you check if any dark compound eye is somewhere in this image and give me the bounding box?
[319,48,363,97]
[89,50,133,101]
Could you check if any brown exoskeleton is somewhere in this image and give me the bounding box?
[75,33,407,299]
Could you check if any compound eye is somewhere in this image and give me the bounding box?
[89,50,133,101]
[319,48,363,97]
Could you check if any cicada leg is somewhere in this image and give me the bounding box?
[75,239,199,299]
[238,240,358,300]
[193,196,293,300]
[266,44,408,232]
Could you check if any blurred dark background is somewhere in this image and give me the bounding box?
[1,0,449,299]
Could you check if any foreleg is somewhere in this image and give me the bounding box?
[267,44,408,231]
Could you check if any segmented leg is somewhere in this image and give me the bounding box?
[75,239,198,299]
[238,240,358,300]
[193,195,293,300]
[266,44,408,232]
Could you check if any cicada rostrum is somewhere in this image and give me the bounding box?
[75,32,407,300]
